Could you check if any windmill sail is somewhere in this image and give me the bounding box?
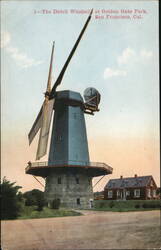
[28,106,43,145]
[28,42,55,152]
[36,98,54,160]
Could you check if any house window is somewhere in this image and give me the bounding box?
[117,190,120,197]
[108,190,113,198]
[126,191,130,196]
[147,189,151,198]
[58,177,61,184]
[76,178,79,184]
[153,190,156,197]
[77,198,80,205]
[134,189,140,197]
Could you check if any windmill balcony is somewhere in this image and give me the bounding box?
[25,160,113,178]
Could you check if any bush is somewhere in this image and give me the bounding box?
[51,199,60,209]
[23,189,46,210]
[1,177,22,220]
[99,201,105,208]
[142,202,161,209]
[94,200,161,211]
[109,201,114,208]
[36,199,45,211]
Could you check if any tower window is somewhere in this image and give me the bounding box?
[73,113,77,119]
[76,178,79,184]
[58,177,61,184]
[77,198,80,205]
[56,135,62,142]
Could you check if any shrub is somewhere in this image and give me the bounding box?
[51,199,60,209]
[99,201,105,208]
[142,202,161,209]
[23,189,45,210]
[142,203,148,208]
[36,198,45,211]
[135,204,140,209]
[109,201,114,208]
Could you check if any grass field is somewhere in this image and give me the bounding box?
[14,199,161,220]
[93,199,161,212]
[18,206,82,219]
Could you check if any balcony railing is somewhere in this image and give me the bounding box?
[26,160,113,172]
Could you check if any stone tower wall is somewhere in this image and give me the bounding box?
[45,171,93,209]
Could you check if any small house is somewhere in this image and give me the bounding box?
[104,175,158,200]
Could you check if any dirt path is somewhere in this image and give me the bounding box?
[1,210,160,249]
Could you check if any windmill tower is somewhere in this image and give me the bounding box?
[26,10,113,209]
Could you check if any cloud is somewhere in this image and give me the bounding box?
[103,47,153,80]
[103,48,153,79]
[117,47,136,65]
[117,47,153,65]
[1,30,44,69]
[140,49,153,59]
[1,31,11,48]
[103,67,127,79]
[6,46,43,68]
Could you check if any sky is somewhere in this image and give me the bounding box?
[1,1,160,192]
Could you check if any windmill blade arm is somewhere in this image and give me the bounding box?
[46,41,55,94]
[36,99,54,160]
[28,105,43,145]
[50,9,93,97]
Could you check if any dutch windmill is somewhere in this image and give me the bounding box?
[26,9,113,209]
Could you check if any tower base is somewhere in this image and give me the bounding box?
[45,170,93,209]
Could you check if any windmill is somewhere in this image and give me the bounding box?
[26,10,113,208]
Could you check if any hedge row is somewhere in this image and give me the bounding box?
[94,200,161,210]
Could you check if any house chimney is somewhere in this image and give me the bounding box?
[120,175,123,179]
[134,174,137,178]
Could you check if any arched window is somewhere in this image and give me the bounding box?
[77,198,80,205]
[76,177,79,184]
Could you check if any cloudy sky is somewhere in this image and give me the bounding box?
[1,1,159,192]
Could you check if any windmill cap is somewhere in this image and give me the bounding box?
[56,90,84,103]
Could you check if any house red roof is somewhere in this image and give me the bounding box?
[105,175,156,189]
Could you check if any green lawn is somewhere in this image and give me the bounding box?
[18,206,82,219]
[7,200,161,220]
[93,200,161,212]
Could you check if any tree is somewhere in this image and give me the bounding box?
[23,189,46,210]
[1,177,22,219]
[37,198,45,211]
